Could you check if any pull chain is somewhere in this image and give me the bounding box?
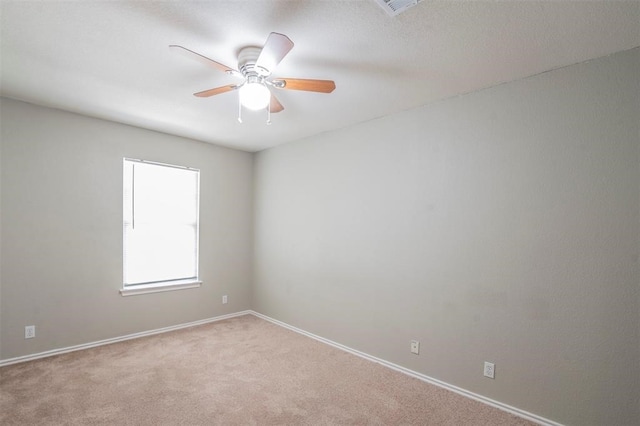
[266,100,272,125]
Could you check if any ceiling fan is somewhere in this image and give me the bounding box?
[170,32,336,124]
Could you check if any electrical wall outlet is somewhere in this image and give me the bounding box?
[222,295,228,304]
[410,340,420,355]
[484,361,495,379]
[25,325,36,339]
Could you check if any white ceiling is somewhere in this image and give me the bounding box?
[1,1,639,152]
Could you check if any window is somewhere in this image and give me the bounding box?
[121,158,200,296]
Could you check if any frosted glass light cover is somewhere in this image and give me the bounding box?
[240,83,270,110]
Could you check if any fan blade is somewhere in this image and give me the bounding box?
[169,45,240,77]
[194,84,238,97]
[272,78,336,93]
[270,93,284,113]
[254,33,294,76]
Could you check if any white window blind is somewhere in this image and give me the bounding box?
[123,159,200,287]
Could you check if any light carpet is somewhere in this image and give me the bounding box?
[0,314,535,425]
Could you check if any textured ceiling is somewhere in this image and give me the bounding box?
[1,1,639,152]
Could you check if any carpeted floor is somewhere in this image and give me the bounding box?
[1,315,535,425]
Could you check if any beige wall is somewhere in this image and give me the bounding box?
[0,98,254,359]
[253,48,640,425]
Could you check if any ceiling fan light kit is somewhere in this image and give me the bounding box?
[170,32,336,125]
[239,81,270,111]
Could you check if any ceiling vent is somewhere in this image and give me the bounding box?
[374,0,422,16]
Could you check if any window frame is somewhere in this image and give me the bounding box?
[120,158,201,296]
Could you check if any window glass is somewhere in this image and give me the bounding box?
[123,159,199,287]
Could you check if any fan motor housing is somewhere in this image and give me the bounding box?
[238,46,263,77]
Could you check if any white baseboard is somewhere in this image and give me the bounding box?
[250,310,562,426]
[0,310,252,367]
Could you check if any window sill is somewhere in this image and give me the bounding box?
[120,280,202,297]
